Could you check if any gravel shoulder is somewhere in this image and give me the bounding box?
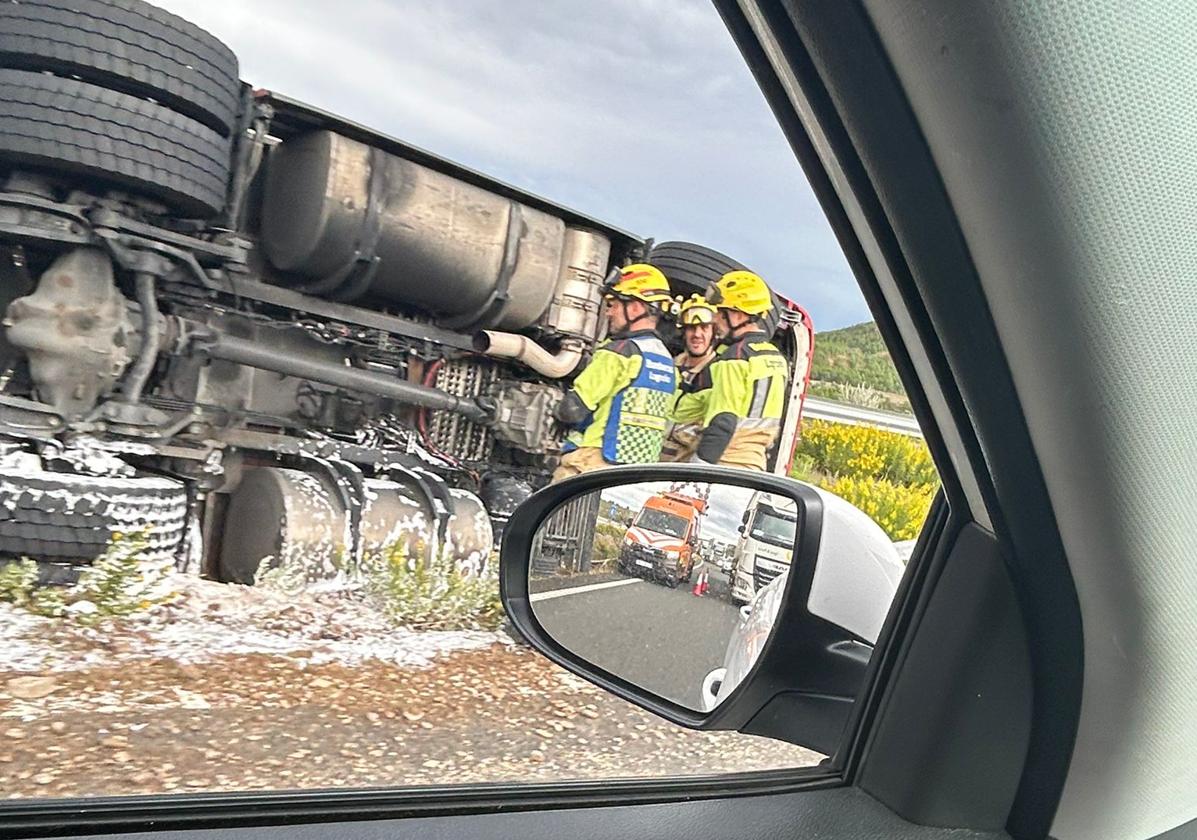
[0,576,821,798]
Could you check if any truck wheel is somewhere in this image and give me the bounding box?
[648,241,784,336]
[0,470,187,564]
[0,69,231,217]
[647,241,747,292]
[0,0,241,136]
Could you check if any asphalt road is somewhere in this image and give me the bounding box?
[532,568,742,710]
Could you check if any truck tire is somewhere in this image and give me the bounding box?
[0,69,231,217]
[648,241,748,293]
[0,470,187,564]
[0,0,241,136]
[648,240,785,336]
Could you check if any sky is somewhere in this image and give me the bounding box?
[156,0,870,330]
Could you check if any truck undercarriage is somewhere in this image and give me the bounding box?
[0,1,812,588]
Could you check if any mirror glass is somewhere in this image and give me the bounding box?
[530,480,799,712]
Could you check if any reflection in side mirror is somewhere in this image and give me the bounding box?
[502,464,909,754]
[530,480,796,711]
[701,667,726,711]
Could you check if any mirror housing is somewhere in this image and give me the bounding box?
[501,464,888,756]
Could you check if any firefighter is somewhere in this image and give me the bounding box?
[693,270,789,471]
[674,294,718,383]
[661,294,718,462]
[550,264,678,482]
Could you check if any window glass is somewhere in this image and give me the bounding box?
[634,509,690,540]
[749,508,799,548]
[0,0,935,801]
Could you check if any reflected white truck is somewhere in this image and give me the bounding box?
[703,485,907,712]
[730,491,801,606]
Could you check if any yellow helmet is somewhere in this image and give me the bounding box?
[706,270,774,316]
[605,264,673,306]
[677,293,716,326]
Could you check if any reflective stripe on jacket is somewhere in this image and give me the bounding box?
[696,333,789,470]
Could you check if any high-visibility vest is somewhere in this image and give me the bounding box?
[562,332,678,464]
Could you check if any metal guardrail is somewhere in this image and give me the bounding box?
[802,396,923,438]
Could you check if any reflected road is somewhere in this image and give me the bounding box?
[533,569,742,709]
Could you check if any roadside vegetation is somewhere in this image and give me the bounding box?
[590,522,628,568]
[371,545,503,631]
[810,322,911,413]
[792,419,936,541]
[0,531,176,623]
[1,531,504,633]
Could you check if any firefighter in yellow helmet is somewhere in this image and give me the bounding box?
[675,294,719,382]
[661,294,718,462]
[550,264,679,482]
[693,270,789,471]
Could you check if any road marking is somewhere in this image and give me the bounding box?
[530,577,642,603]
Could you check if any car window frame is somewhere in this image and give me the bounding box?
[0,1,1018,836]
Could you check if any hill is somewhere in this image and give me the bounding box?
[809,322,910,412]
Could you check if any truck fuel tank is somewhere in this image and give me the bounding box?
[261,130,610,334]
[218,465,493,589]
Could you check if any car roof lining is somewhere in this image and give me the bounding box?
[864,2,1197,837]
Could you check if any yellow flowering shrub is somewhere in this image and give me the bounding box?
[796,420,937,486]
[824,476,936,542]
[792,420,938,541]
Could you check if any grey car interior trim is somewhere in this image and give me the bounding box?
[752,1,1086,836]
[1153,814,1197,840]
[864,2,1197,838]
[59,787,1008,840]
[858,524,1032,830]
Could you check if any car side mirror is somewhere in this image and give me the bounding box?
[501,464,904,756]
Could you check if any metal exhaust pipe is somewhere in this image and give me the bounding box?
[196,329,493,423]
[473,331,583,379]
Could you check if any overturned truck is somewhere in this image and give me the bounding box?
[0,0,813,585]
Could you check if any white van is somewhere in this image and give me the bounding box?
[730,491,799,605]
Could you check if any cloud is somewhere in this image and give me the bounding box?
[154,0,868,329]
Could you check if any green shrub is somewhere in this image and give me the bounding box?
[0,557,61,616]
[823,476,935,542]
[792,420,938,541]
[795,420,937,487]
[0,530,176,623]
[591,522,627,567]
[369,545,503,632]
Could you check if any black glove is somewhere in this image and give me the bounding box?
[553,391,591,426]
